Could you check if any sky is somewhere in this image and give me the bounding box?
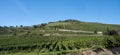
[0,0,120,26]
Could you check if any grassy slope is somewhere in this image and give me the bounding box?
[46,21,120,31]
[0,20,120,36]
[0,20,120,55]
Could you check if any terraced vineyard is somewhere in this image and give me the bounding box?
[0,35,107,55]
[0,20,120,55]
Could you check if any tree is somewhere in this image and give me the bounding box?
[106,27,110,32]
[108,30,119,35]
[15,25,18,28]
[41,23,47,27]
[64,19,80,22]
[20,25,23,28]
[4,26,8,29]
[33,25,37,28]
[94,31,97,34]
[39,23,47,28]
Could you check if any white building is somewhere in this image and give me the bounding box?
[97,31,103,35]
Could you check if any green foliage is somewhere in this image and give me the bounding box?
[108,30,119,35]
[103,36,120,48]
[0,36,104,53]
[103,36,115,48]
[113,36,120,47]
[91,45,103,51]
[0,35,120,55]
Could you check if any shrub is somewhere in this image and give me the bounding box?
[103,36,117,48]
[108,30,119,35]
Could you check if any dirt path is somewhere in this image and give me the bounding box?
[58,29,94,33]
[65,47,120,55]
[43,33,103,36]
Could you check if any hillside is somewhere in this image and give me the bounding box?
[45,20,120,31]
[0,19,120,55]
[0,19,120,37]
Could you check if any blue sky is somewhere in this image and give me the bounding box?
[0,0,120,26]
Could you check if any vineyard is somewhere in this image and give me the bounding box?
[0,20,120,55]
[0,35,118,55]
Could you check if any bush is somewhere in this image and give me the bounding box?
[113,36,120,47]
[108,30,119,35]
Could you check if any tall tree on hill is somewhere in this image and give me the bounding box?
[40,23,47,28]
[20,25,23,28]
[33,25,37,28]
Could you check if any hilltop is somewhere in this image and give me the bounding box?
[45,19,120,31]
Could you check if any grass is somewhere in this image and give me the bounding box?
[46,21,120,31]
